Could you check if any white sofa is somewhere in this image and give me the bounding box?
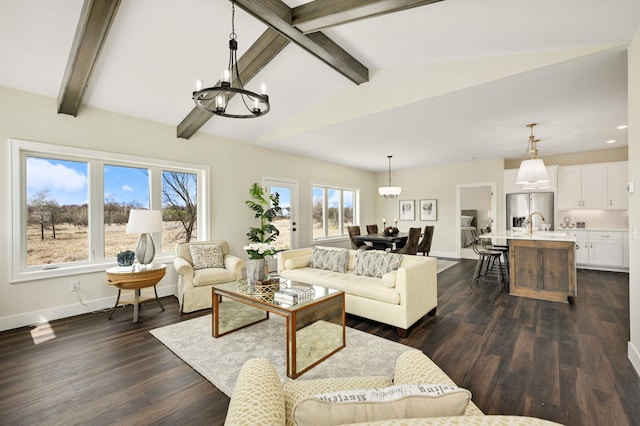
[278,247,437,337]
[225,350,563,426]
[173,241,245,313]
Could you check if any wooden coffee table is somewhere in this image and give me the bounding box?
[212,280,345,378]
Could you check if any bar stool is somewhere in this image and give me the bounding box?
[471,238,506,290]
[481,239,510,285]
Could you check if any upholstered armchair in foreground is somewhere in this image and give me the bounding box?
[225,350,562,426]
[173,241,245,313]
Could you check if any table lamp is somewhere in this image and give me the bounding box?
[126,209,163,265]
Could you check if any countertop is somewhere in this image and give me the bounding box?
[480,230,577,242]
[559,228,628,232]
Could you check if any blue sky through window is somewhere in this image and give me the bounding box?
[27,157,88,205]
[26,157,151,206]
[104,164,149,208]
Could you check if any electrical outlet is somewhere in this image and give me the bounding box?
[70,280,79,292]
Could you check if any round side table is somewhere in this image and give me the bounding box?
[106,263,166,323]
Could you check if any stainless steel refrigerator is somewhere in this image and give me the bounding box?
[506,192,554,231]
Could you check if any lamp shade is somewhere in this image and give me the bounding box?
[126,209,163,234]
[516,159,550,185]
[378,186,402,198]
[126,209,162,265]
[522,180,551,190]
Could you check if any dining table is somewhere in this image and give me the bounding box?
[354,232,408,250]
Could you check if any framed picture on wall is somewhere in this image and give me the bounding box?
[420,199,437,221]
[399,200,415,221]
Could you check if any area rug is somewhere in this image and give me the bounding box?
[437,259,458,274]
[150,301,415,397]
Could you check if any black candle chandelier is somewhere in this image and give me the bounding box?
[192,1,270,118]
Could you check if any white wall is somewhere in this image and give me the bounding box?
[375,158,504,259]
[0,86,376,331]
[628,28,640,376]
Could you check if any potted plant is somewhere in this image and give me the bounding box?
[244,183,281,286]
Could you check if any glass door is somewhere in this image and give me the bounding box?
[263,178,298,251]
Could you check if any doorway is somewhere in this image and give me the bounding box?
[456,183,496,259]
[263,177,298,251]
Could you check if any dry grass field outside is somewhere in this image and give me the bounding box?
[26,222,188,266]
[26,218,297,266]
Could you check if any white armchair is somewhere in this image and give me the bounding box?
[174,241,245,313]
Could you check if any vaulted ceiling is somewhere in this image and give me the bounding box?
[1,0,639,172]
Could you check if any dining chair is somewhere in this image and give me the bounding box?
[416,225,434,256]
[347,226,373,250]
[393,227,421,255]
[366,224,378,235]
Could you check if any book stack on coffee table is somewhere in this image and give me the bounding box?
[274,284,315,305]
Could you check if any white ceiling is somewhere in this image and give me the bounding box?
[1,0,639,172]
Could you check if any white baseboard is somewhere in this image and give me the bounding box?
[430,250,459,259]
[0,285,177,332]
[629,341,640,377]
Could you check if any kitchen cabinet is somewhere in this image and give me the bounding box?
[572,231,589,265]
[557,162,628,210]
[588,231,624,267]
[509,239,576,303]
[607,162,628,209]
[557,164,607,209]
[567,230,626,270]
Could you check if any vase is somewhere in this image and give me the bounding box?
[246,258,267,287]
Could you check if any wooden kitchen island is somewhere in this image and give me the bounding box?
[481,231,577,303]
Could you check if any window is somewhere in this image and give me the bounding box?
[11,139,208,282]
[312,185,358,241]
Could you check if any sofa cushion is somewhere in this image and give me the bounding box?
[285,255,311,270]
[293,384,471,425]
[310,247,349,273]
[193,268,236,287]
[189,244,224,270]
[354,251,402,278]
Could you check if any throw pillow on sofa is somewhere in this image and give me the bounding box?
[354,251,402,278]
[293,384,471,425]
[189,244,224,270]
[310,247,349,273]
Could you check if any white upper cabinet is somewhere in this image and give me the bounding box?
[557,162,627,210]
[607,161,628,209]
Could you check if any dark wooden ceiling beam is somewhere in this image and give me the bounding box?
[233,0,369,85]
[57,0,121,116]
[177,28,289,139]
[292,0,445,33]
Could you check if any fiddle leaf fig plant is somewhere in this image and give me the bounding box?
[245,183,281,245]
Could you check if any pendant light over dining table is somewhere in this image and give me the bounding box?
[192,1,269,118]
[378,155,402,198]
[516,123,550,189]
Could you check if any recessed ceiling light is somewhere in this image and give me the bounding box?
[617,124,628,129]
[605,139,617,144]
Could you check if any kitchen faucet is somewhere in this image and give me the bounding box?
[529,211,545,235]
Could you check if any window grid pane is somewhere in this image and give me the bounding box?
[26,156,89,267]
[312,187,324,240]
[312,185,358,241]
[13,139,208,280]
[162,170,198,254]
[104,164,150,258]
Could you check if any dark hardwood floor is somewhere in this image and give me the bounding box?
[1,260,638,425]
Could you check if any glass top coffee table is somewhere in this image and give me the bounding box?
[212,280,345,379]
